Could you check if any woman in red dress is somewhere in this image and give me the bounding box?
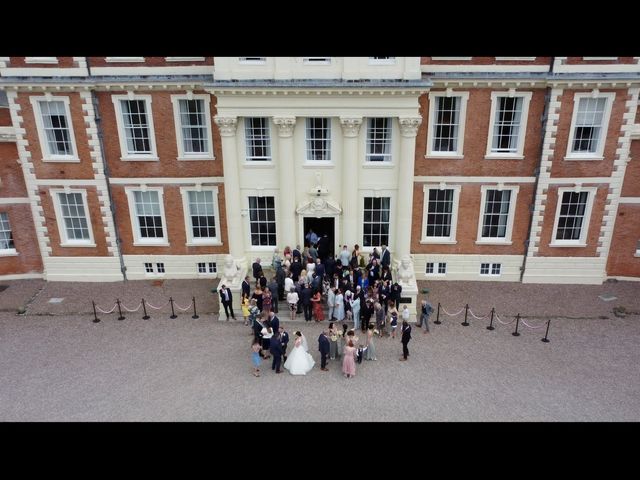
[311,289,324,322]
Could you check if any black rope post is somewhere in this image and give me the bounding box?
[142,298,150,320]
[116,299,125,321]
[434,302,441,325]
[461,303,470,326]
[92,301,100,323]
[486,307,495,331]
[169,297,177,319]
[191,296,199,319]
[541,319,551,343]
[512,313,521,336]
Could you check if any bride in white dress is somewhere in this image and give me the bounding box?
[283,331,315,375]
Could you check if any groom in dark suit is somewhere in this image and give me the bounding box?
[279,326,290,362]
[318,330,330,371]
[270,332,283,373]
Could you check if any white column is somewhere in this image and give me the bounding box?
[273,116,297,249]
[396,117,422,257]
[340,117,363,248]
[214,116,244,259]
[396,116,422,318]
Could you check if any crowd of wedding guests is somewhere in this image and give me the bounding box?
[233,230,432,377]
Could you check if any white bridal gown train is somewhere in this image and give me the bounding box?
[283,335,315,375]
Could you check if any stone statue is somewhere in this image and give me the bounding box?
[222,254,240,286]
[397,255,415,287]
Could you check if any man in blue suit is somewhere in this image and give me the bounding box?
[279,326,290,362]
[269,311,280,335]
[318,329,330,371]
[380,244,391,269]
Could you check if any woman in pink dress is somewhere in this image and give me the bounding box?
[311,289,324,322]
[342,340,357,378]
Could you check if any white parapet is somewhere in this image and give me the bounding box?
[521,256,606,285]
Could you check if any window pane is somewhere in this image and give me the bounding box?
[248,196,276,245]
[179,99,209,154]
[0,213,15,249]
[134,190,163,238]
[555,191,589,241]
[363,196,390,247]
[426,189,454,238]
[245,118,272,161]
[121,100,152,154]
[58,192,90,241]
[366,118,392,162]
[306,118,331,161]
[572,97,606,153]
[491,97,523,153]
[40,101,73,156]
[188,190,216,239]
[433,97,460,152]
[481,190,511,238]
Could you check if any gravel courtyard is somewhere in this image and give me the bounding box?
[1,305,639,421]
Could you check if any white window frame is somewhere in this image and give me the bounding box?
[361,196,392,249]
[305,117,332,163]
[246,193,278,250]
[476,185,520,245]
[635,240,640,258]
[421,184,461,244]
[485,91,532,159]
[495,57,536,61]
[239,57,266,64]
[368,57,396,65]
[24,57,58,64]
[583,57,618,61]
[480,262,502,277]
[565,92,615,161]
[29,96,80,162]
[165,57,206,62]
[170,94,215,160]
[550,186,597,247]
[243,117,273,163]
[179,186,222,246]
[0,212,17,255]
[426,91,469,158]
[365,117,393,163]
[112,94,159,161]
[197,262,218,275]
[125,187,169,246]
[50,188,96,247]
[105,57,145,63]
[425,262,447,276]
[303,57,331,65]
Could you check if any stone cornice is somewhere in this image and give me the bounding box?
[214,116,238,136]
[339,117,363,137]
[272,117,296,137]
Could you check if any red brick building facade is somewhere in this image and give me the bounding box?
[0,56,638,284]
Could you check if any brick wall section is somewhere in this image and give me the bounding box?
[621,140,640,197]
[550,89,626,178]
[16,92,95,179]
[96,91,224,178]
[87,57,214,67]
[606,204,640,276]
[0,143,27,197]
[414,89,545,177]
[0,204,43,275]
[535,184,608,257]
[9,57,76,68]
[421,57,552,65]
[111,183,229,256]
[38,186,109,257]
[565,57,637,64]
[411,182,535,255]
[0,108,11,126]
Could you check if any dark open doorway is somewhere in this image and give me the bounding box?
[303,217,335,260]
